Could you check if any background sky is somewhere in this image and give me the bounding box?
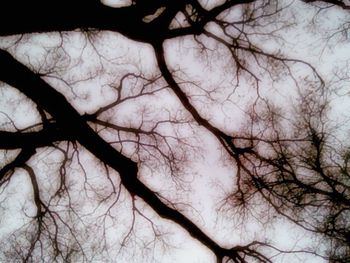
[1,0,350,262]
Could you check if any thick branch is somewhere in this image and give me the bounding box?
[0,1,160,42]
[0,49,250,262]
[0,125,71,150]
[0,0,257,43]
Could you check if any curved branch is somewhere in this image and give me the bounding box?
[0,147,36,182]
[153,42,254,158]
[303,0,350,9]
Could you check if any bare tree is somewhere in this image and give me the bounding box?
[0,0,349,262]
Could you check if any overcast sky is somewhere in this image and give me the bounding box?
[1,1,350,262]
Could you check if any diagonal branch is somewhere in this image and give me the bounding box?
[0,49,267,262]
[153,42,254,158]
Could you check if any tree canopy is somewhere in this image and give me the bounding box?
[0,0,350,262]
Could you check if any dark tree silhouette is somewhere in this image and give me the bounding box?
[0,0,349,262]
